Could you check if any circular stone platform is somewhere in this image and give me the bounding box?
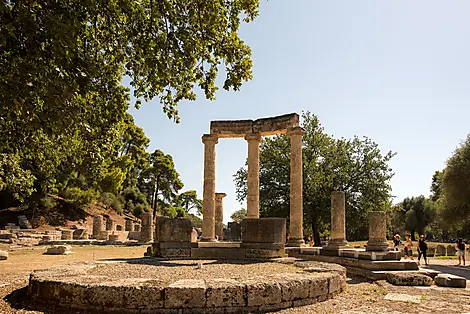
[28,259,346,313]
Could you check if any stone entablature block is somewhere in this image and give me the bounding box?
[210,113,299,138]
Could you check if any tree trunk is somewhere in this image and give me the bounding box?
[311,215,321,246]
[152,181,158,218]
[411,229,416,241]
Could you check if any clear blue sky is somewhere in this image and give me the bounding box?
[127,1,470,223]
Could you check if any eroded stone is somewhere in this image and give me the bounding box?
[165,279,206,308]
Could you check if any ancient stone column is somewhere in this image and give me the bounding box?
[125,220,133,232]
[286,127,305,246]
[245,133,262,218]
[202,134,218,241]
[215,192,227,240]
[366,211,389,251]
[140,211,154,243]
[326,191,349,249]
[92,215,103,239]
[105,217,114,231]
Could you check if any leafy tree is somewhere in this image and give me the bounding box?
[0,0,258,211]
[430,170,444,202]
[390,196,436,240]
[234,112,395,245]
[177,190,202,215]
[230,208,247,222]
[139,149,183,217]
[439,135,470,236]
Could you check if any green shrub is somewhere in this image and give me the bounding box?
[40,196,57,210]
[133,203,147,218]
[63,187,99,209]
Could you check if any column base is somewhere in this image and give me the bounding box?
[286,238,305,247]
[366,239,389,252]
[201,237,218,242]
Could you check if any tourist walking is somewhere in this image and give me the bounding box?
[417,235,428,266]
[456,238,466,266]
[393,234,401,251]
[404,235,414,260]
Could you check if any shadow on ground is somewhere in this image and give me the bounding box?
[427,264,470,280]
[100,257,269,267]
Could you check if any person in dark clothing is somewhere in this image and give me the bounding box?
[457,238,466,266]
[393,234,401,251]
[417,235,428,266]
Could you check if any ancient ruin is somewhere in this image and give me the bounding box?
[202,113,305,247]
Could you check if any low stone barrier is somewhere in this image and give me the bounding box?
[28,260,345,313]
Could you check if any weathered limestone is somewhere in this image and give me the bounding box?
[245,133,262,218]
[436,244,446,256]
[152,217,194,258]
[446,245,456,256]
[215,193,226,240]
[45,245,72,255]
[61,229,73,240]
[92,215,104,239]
[133,223,141,232]
[366,211,389,251]
[0,250,8,260]
[125,219,133,232]
[165,279,206,308]
[386,272,433,286]
[105,217,114,231]
[324,191,348,251]
[286,126,305,247]
[72,228,88,240]
[202,134,218,242]
[108,234,119,241]
[140,211,154,243]
[434,273,467,288]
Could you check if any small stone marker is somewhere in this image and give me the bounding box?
[446,245,456,256]
[434,273,467,288]
[45,245,72,255]
[384,293,421,304]
[435,245,446,256]
[0,250,8,260]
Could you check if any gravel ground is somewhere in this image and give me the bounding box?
[1,245,470,314]
[86,259,299,285]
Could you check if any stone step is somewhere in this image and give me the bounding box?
[434,273,467,288]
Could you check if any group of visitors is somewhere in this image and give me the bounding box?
[393,233,467,266]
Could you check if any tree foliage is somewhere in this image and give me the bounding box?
[230,208,247,222]
[438,135,470,235]
[233,112,395,244]
[0,0,259,216]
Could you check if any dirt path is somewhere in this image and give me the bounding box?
[1,246,469,314]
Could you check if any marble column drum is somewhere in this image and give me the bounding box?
[201,134,218,241]
[286,126,305,247]
[325,191,349,249]
[366,211,389,251]
[245,133,262,218]
[215,192,227,240]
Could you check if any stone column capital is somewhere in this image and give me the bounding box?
[287,126,306,137]
[202,134,219,144]
[244,133,262,142]
[215,192,227,199]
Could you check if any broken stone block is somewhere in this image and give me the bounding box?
[45,245,72,255]
[0,250,8,260]
[434,273,467,288]
[386,272,432,286]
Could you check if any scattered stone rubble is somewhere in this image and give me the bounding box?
[45,245,73,255]
[0,250,8,260]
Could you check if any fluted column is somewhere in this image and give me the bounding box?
[287,126,305,247]
[215,192,227,240]
[245,133,262,218]
[202,134,219,241]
